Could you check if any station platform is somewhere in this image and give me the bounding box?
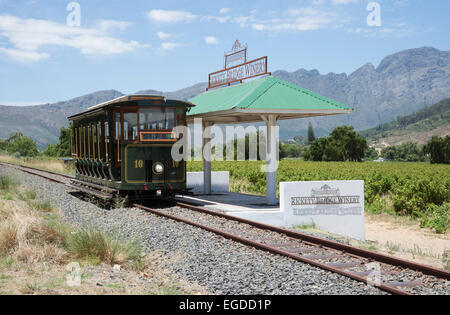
[176,192,284,227]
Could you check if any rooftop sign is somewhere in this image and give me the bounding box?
[208,40,270,90]
[224,40,247,68]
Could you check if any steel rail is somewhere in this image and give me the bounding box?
[133,203,409,295]
[0,161,73,184]
[175,201,450,281]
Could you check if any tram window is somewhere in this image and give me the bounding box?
[105,122,110,138]
[87,125,91,159]
[80,127,83,158]
[139,108,175,131]
[115,112,121,140]
[82,126,86,158]
[176,109,185,126]
[105,122,110,162]
[124,112,138,140]
[92,123,97,159]
[97,123,103,161]
[74,128,78,158]
[166,110,174,130]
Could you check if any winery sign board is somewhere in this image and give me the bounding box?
[207,40,270,90]
[281,181,365,240]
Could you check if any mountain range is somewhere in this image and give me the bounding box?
[360,97,450,148]
[1,46,449,150]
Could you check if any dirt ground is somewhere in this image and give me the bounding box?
[0,252,208,295]
[355,214,449,270]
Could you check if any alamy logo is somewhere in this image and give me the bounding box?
[66,2,81,27]
[367,2,382,27]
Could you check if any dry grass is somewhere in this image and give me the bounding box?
[0,154,75,176]
[0,197,206,295]
[67,229,142,268]
[0,179,206,295]
[0,182,141,269]
[0,199,67,264]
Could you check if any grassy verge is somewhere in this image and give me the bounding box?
[0,154,75,176]
[0,175,141,268]
[0,174,205,294]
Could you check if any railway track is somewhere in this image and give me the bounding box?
[1,160,449,295]
[0,161,74,184]
[0,161,116,200]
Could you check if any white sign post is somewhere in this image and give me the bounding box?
[281,181,365,241]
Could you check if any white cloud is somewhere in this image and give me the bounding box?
[348,25,415,38]
[204,36,219,45]
[252,24,265,31]
[160,42,180,51]
[219,8,230,15]
[146,10,197,23]
[0,47,49,62]
[97,19,132,32]
[250,7,339,32]
[0,14,141,62]
[203,15,230,23]
[394,0,409,7]
[234,15,256,27]
[156,31,172,40]
[331,0,359,4]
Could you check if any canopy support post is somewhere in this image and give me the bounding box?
[262,115,278,206]
[203,121,214,195]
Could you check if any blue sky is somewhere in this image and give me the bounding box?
[0,0,449,105]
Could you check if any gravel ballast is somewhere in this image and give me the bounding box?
[0,165,395,295]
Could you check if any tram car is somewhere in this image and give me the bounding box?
[67,95,194,200]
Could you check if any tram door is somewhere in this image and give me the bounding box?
[113,110,123,166]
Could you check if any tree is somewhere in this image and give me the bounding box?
[57,126,72,157]
[293,135,306,146]
[5,133,39,157]
[0,139,6,151]
[381,142,425,162]
[42,144,60,157]
[328,126,368,162]
[424,136,450,164]
[303,137,329,161]
[365,147,379,160]
[42,125,72,157]
[222,131,265,161]
[280,143,302,159]
[307,122,316,144]
[303,126,367,162]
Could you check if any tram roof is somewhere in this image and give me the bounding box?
[68,95,195,120]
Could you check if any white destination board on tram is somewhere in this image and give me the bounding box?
[281,181,365,241]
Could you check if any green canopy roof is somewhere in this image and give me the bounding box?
[187,76,352,124]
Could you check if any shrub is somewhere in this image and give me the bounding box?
[29,200,53,212]
[5,134,39,158]
[66,228,142,267]
[0,176,18,192]
[419,203,450,234]
[424,136,450,164]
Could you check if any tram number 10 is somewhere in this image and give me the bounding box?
[134,160,144,169]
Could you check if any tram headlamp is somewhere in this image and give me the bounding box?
[153,162,164,174]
